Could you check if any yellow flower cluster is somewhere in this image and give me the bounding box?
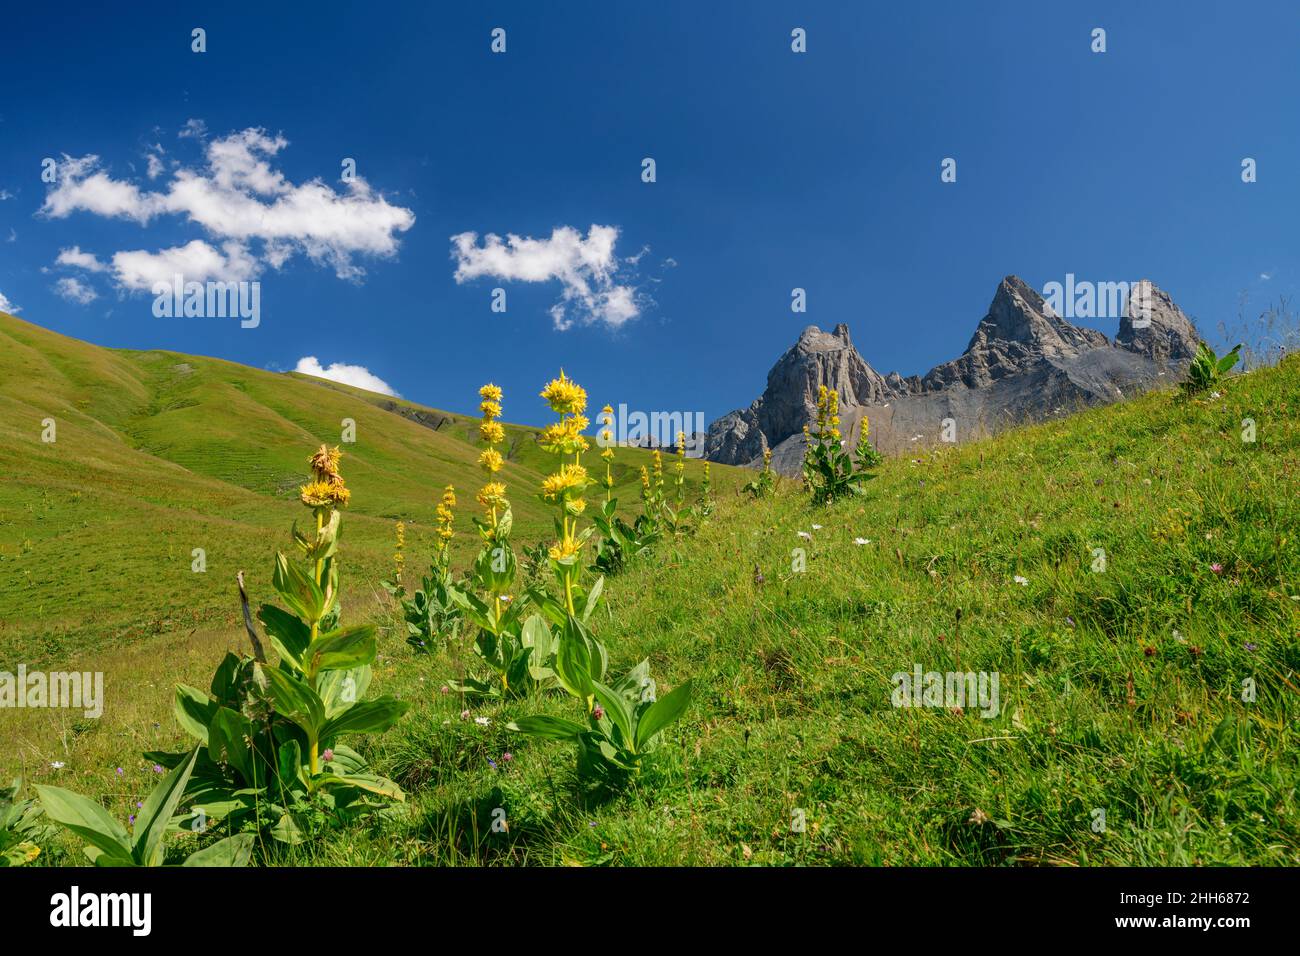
[477,481,508,510]
[477,384,509,528]
[299,444,351,509]
[540,370,587,416]
[542,463,591,501]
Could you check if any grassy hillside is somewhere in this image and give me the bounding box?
[0,312,725,663]
[3,311,1297,866]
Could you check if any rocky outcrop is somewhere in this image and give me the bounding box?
[706,275,1199,475]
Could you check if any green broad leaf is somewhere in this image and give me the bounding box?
[316,665,373,718]
[259,605,311,670]
[273,552,324,623]
[208,652,244,703]
[321,697,410,740]
[173,684,216,744]
[35,785,133,864]
[182,833,255,867]
[554,616,595,706]
[580,576,605,622]
[134,748,200,866]
[263,667,326,740]
[612,659,652,701]
[1217,345,1242,373]
[522,615,555,680]
[269,811,306,844]
[88,846,136,866]
[315,770,406,801]
[308,624,377,675]
[507,714,588,740]
[635,680,694,750]
[319,743,367,773]
[206,707,253,781]
[450,588,495,631]
[277,740,307,792]
[592,681,634,748]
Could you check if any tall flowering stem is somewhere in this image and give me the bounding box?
[599,404,615,505]
[538,371,592,616]
[296,444,351,774]
[674,431,686,507]
[476,384,508,538]
[434,485,456,571]
[393,521,405,586]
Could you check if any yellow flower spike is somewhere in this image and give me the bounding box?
[479,383,503,403]
[478,448,504,473]
[480,399,502,420]
[479,420,506,446]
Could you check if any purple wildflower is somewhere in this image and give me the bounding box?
[592,704,605,720]
[502,752,513,763]
[322,748,334,762]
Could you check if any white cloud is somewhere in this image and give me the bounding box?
[111,239,259,291]
[1260,272,1272,281]
[6,228,15,243]
[40,124,416,289]
[0,290,20,314]
[178,118,207,140]
[146,153,165,180]
[294,356,398,397]
[450,224,642,330]
[41,155,156,223]
[56,245,109,272]
[0,189,14,201]
[54,276,98,305]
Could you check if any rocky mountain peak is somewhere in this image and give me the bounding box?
[706,274,1201,473]
[1115,280,1200,366]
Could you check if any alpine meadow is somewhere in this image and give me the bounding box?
[1,2,1297,936]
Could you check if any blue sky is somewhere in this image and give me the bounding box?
[1,1,1296,428]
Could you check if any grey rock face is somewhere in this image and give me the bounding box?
[706,275,1199,475]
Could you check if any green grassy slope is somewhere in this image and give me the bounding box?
[0,312,726,662]
[3,311,1296,866]
[342,351,1297,866]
